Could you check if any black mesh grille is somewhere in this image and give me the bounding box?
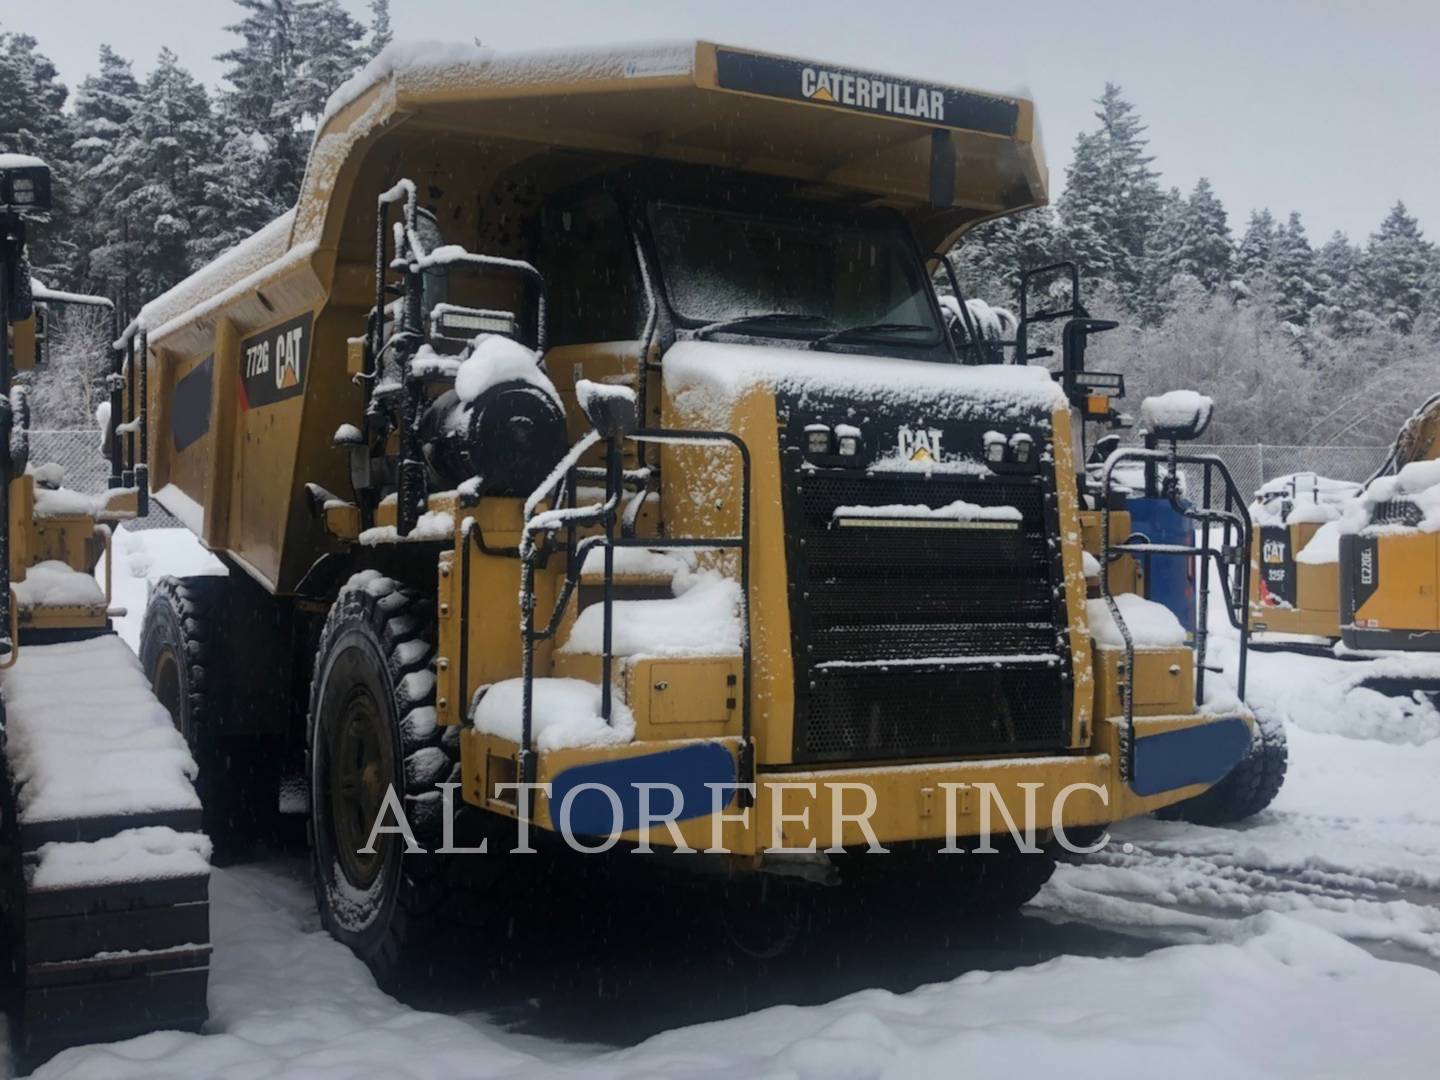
[784,465,1072,762]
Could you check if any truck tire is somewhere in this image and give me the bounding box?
[307,572,457,985]
[141,575,278,853]
[1154,713,1288,826]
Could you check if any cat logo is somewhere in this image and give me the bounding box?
[1262,539,1287,564]
[275,325,303,390]
[898,424,943,461]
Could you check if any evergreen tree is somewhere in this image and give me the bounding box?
[99,49,216,299]
[0,32,75,277]
[1269,211,1320,326]
[1137,187,1188,322]
[216,0,306,207]
[1234,208,1276,294]
[949,206,1064,312]
[192,126,288,263]
[1057,84,1163,299]
[1366,200,1432,334]
[70,45,141,296]
[368,0,393,57]
[288,0,366,120]
[1175,177,1232,290]
[1312,231,1372,336]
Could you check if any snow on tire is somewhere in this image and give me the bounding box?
[306,571,455,984]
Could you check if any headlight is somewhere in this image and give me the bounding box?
[835,423,861,457]
[983,430,1007,464]
[1009,432,1033,464]
[805,423,833,455]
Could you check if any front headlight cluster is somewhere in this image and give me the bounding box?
[805,422,864,459]
[983,430,1035,466]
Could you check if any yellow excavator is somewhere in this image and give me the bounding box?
[1337,393,1440,704]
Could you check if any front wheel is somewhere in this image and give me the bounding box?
[1155,713,1288,825]
[307,572,455,984]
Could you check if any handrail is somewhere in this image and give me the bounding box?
[512,425,755,807]
[1099,444,1253,784]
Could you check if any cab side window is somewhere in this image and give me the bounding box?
[542,194,645,346]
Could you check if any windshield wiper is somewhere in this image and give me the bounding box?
[693,312,830,340]
[807,322,932,351]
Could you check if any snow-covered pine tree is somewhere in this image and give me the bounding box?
[1234,208,1277,296]
[1312,231,1373,336]
[369,0,393,58]
[0,32,75,278]
[216,0,306,210]
[1269,211,1320,327]
[1136,186,1188,323]
[70,45,142,300]
[1176,177,1232,291]
[288,0,367,120]
[947,206,1064,312]
[192,126,288,264]
[1365,200,1433,334]
[101,49,216,299]
[1057,84,1163,302]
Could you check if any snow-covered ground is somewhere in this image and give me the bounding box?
[97,526,226,651]
[14,528,1432,1078]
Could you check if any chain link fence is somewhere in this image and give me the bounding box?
[27,428,180,531]
[1187,444,1389,501]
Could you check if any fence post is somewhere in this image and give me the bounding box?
[1257,443,1267,485]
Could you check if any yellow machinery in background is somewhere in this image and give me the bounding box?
[0,159,210,1070]
[1339,394,1440,693]
[1248,472,1361,650]
[107,42,1258,981]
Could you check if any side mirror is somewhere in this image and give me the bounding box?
[576,379,637,439]
[1139,390,1214,442]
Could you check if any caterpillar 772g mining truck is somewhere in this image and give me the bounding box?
[100,43,1257,980]
[1,156,210,1069]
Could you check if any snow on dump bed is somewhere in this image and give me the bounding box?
[561,572,741,658]
[471,677,635,752]
[128,208,298,343]
[322,39,695,124]
[663,340,1065,427]
[0,635,198,823]
[12,559,106,608]
[832,500,1022,523]
[32,826,210,890]
[1086,594,1187,649]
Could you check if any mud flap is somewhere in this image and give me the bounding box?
[1129,716,1252,797]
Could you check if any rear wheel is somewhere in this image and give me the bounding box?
[1155,713,1288,825]
[140,575,278,853]
[307,572,456,985]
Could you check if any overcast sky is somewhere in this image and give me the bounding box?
[13,0,1439,243]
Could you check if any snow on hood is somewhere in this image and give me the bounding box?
[1339,458,1440,537]
[663,340,1066,427]
[1251,472,1362,529]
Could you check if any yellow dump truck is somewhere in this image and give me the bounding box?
[103,42,1258,979]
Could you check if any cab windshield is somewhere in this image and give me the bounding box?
[647,201,943,351]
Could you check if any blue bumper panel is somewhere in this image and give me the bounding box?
[1130,716,1252,796]
[549,741,737,838]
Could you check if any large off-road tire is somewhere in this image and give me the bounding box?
[1155,713,1289,825]
[307,571,457,985]
[140,575,279,853]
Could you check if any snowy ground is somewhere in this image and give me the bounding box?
[8,529,1437,1078]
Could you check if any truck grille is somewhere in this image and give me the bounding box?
[783,467,1072,762]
